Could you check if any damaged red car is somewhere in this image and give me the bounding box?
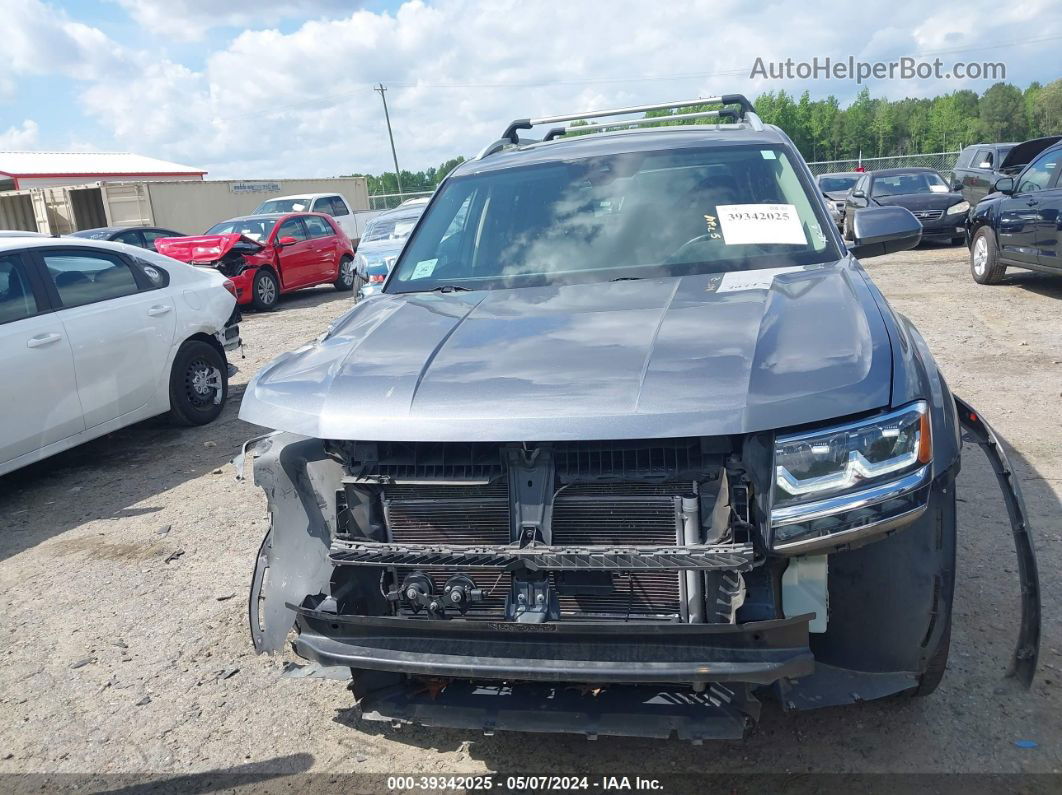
[155,213,356,310]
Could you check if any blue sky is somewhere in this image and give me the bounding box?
[1,0,1059,178]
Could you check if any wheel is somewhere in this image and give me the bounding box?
[251,268,280,310]
[334,256,355,291]
[970,227,1006,284]
[168,340,227,426]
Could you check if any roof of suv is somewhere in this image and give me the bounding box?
[451,125,789,177]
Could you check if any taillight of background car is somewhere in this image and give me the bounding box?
[222,278,237,297]
[369,273,386,284]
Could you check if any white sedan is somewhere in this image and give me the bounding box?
[0,237,240,476]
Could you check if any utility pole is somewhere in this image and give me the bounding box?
[374,83,403,195]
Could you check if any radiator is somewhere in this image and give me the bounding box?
[383,480,688,620]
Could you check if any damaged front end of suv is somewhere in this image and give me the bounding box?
[237,97,1040,740]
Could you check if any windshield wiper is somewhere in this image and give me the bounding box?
[429,284,473,293]
[611,276,642,282]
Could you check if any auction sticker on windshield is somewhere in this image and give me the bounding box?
[410,258,438,279]
[716,203,806,245]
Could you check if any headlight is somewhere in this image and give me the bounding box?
[771,401,932,553]
[947,201,970,216]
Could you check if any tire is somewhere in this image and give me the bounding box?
[970,227,1006,284]
[168,340,228,426]
[334,256,355,291]
[251,268,280,310]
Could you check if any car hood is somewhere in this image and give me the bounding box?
[998,136,1061,172]
[873,192,961,211]
[823,190,850,201]
[239,259,894,441]
[155,234,264,264]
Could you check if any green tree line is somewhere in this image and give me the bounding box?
[350,156,466,196]
[355,80,1061,192]
[649,79,1061,161]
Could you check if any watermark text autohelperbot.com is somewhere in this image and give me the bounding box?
[751,56,1005,83]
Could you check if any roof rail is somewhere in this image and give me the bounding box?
[541,108,740,141]
[500,94,758,145]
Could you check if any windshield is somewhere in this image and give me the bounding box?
[206,218,278,241]
[872,171,949,197]
[69,229,112,239]
[362,212,422,243]
[389,144,838,293]
[818,175,858,192]
[254,198,311,213]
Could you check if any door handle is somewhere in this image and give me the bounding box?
[26,332,62,348]
[147,305,173,316]
[1026,199,1039,206]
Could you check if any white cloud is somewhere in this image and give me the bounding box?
[2,0,136,81]
[0,119,39,149]
[114,0,361,41]
[2,0,1060,179]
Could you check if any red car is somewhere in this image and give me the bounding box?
[155,212,356,310]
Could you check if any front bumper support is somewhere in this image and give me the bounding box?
[329,539,755,571]
[292,608,814,686]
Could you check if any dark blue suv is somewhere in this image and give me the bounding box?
[968,137,1062,284]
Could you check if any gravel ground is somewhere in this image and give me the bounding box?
[0,244,1060,785]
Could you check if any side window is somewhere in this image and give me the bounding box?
[0,254,40,325]
[42,251,140,309]
[312,197,336,216]
[131,258,170,289]
[973,149,993,169]
[277,218,309,242]
[115,229,147,248]
[1017,151,1062,194]
[303,215,334,238]
[330,196,350,216]
[141,230,175,248]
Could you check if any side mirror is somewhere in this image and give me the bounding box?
[993,177,1015,195]
[850,189,865,200]
[950,178,963,192]
[277,236,297,247]
[848,206,922,259]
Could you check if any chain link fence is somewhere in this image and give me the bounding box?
[807,151,962,177]
[367,189,434,211]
